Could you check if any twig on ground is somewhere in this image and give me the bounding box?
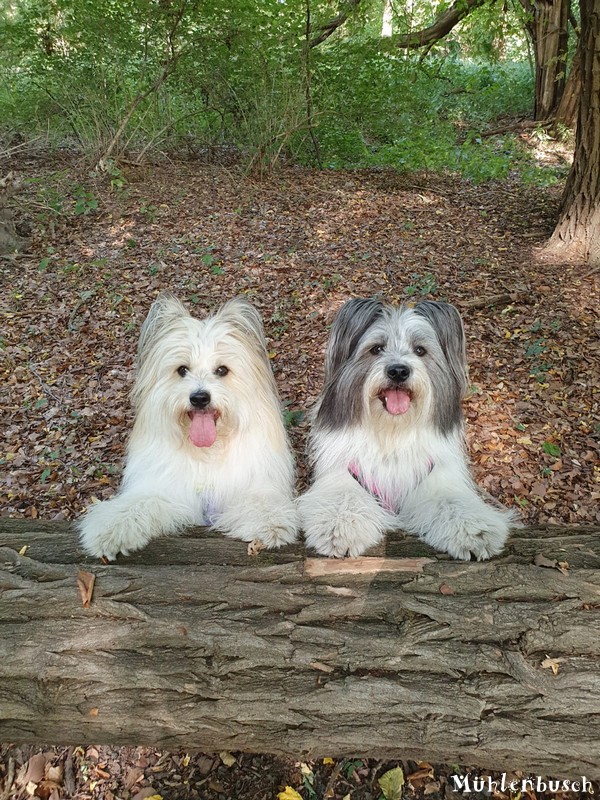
[323,761,343,799]
[63,747,76,795]
[29,364,64,406]
[460,291,532,310]
[0,756,15,800]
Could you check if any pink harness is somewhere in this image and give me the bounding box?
[349,458,434,513]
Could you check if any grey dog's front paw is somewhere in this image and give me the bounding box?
[428,518,508,561]
[303,510,385,558]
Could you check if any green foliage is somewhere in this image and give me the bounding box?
[0,0,566,185]
[404,273,438,297]
[73,186,99,215]
[282,401,305,428]
[542,441,561,457]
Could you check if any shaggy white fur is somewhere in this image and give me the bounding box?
[79,294,298,559]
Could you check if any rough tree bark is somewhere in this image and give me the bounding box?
[0,173,22,254]
[1,520,600,779]
[554,39,581,128]
[549,1,600,264]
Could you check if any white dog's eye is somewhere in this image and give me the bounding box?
[370,344,385,355]
[176,365,189,377]
[215,365,229,377]
[414,345,427,357]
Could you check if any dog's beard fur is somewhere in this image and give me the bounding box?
[79,293,298,559]
[300,298,518,561]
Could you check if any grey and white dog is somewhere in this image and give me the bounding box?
[299,298,518,560]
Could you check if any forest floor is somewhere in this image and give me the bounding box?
[1,144,599,799]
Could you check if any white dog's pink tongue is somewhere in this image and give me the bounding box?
[384,389,411,415]
[189,411,217,447]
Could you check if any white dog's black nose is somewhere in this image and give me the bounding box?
[190,390,211,409]
[387,364,411,383]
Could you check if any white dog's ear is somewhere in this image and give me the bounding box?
[413,301,469,395]
[138,293,189,364]
[326,297,385,379]
[215,297,270,358]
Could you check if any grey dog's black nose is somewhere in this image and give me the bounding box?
[386,364,411,383]
[190,390,211,409]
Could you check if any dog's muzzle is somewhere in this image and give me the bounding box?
[386,363,411,384]
[190,390,211,409]
[187,390,219,448]
[379,364,412,415]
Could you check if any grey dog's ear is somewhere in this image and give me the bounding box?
[325,298,385,379]
[138,292,189,365]
[413,301,469,396]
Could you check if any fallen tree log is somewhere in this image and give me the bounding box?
[1,520,600,780]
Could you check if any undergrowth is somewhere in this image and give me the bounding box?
[0,23,568,186]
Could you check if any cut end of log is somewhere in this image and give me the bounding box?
[303,556,435,577]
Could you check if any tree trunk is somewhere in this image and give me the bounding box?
[1,520,600,779]
[381,0,393,38]
[0,173,22,254]
[554,40,581,128]
[549,2,600,264]
[386,0,487,50]
[531,0,570,120]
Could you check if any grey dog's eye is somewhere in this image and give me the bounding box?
[370,344,385,356]
[176,365,189,377]
[215,365,229,377]
[414,345,427,357]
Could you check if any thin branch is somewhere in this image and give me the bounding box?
[568,2,579,35]
[99,0,190,164]
[31,81,86,147]
[460,291,533,310]
[308,0,362,48]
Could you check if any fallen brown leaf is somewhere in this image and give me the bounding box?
[77,570,96,607]
[533,553,557,569]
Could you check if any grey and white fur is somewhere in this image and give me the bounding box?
[299,298,518,560]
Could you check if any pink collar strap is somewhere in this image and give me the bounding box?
[348,458,434,514]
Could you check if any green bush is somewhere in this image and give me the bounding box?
[0,0,565,186]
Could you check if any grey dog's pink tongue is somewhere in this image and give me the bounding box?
[383,388,411,415]
[189,411,217,447]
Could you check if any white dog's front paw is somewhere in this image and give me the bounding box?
[218,496,299,550]
[257,518,298,549]
[80,520,150,560]
[78,501,154,560]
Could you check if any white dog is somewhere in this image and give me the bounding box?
[299,298,518,560]
[79,293,298,559]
